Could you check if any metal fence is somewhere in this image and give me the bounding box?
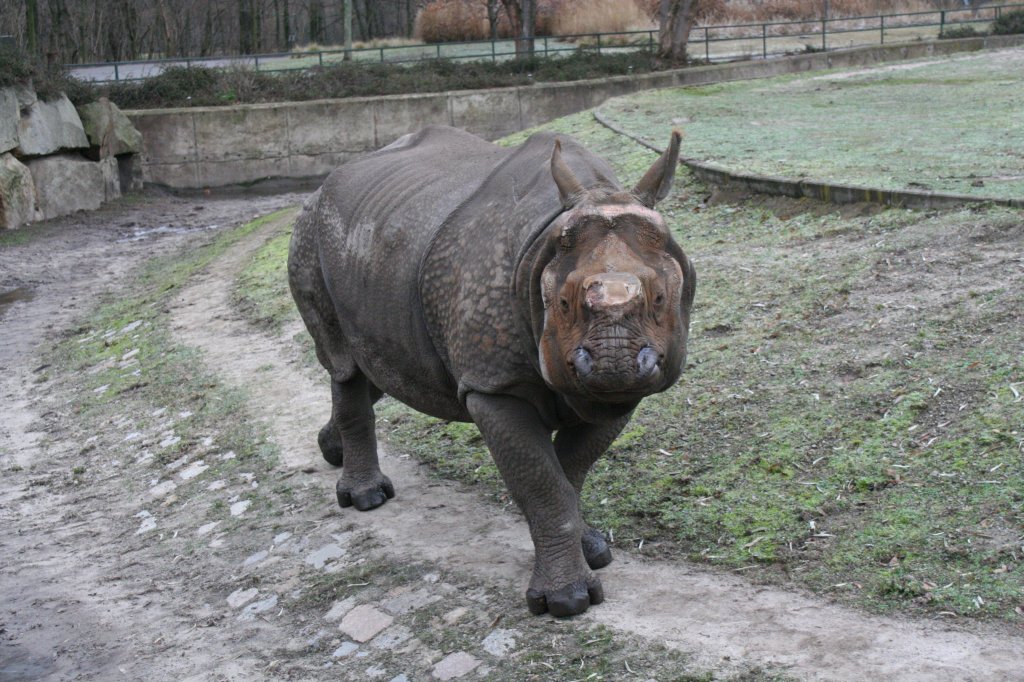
[68,3,1024,84]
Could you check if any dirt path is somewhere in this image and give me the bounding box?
[2,198,1022,681]
[170,216,1023,679]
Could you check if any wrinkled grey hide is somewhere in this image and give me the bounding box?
[289,125,695,617]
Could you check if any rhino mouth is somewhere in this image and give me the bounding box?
[568,343,664,400]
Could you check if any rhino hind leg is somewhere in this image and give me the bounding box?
[318,421,345,466]
[580,528,613,570]
[329,373,394,511]
[318,381,385,467]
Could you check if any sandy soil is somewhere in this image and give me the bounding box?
[2,195,1022,681]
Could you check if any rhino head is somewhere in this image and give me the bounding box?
[518,132,695,412]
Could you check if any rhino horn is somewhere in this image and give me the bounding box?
[632,129,683,208]
[551,139,587,208]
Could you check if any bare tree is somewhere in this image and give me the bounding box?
[657,0,698,64]
[500,0,534,57]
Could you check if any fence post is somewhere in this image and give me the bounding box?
[544,36,548,57]
[436,43,441,59]
[380,47,385,63]
[705,27,710,62]
[318,51,323,67]
[254,55,259,71]
[597,33,601,56]
[939,10,945,37]
[822,17,827,51]
[762,23,767,59]
[880,15,885,45]
[114,62,120,81]
[492,39,496,62]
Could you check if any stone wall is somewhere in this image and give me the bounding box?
[124,33,1024,191]
[0,88,143,230]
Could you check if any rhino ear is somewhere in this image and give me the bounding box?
[632,129,683,208]
[551,139,586,208]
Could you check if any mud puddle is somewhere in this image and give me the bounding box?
[0,286,34,316]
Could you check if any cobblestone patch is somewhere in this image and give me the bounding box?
[340,604,394,643]
[432,651,480,680]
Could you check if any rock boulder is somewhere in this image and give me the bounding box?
[1,88,18,154]
[99,155,121,201]
[26,153,104,220]
[77,98,143,159]
[0,152,38,229]
[16,94,89,157]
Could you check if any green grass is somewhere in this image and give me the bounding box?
[596,48,1024,201]
[234,227,296,331]
[234,109,1024,622]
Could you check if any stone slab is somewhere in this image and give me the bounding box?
[431,651,480,680]
[16,94,89,157]
[77,97,143,157]
[339,604,393,643]
[0,152,37,229]
[26,153,104,220]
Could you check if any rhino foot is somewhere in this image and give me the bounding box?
[582,527,613,570]
[318,423,344,467]
[336,474,395,511]
[526,576,604,618]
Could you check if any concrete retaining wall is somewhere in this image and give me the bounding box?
[126,34,1024,190]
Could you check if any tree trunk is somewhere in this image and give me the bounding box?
[501,0,534,57]
[239,0,253,54]
[283,0,291,47]
[342,0,352,60]
[657,0,697,64]
[486,0,499,41]
[26,0,39,55]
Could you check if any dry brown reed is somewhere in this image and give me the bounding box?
[550,0,653,35]
[415,0,968,43]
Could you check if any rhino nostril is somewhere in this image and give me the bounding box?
[571,347,594,378]
[637,347,659,378]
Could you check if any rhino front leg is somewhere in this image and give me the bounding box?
[466,392,603,617]
[330,372,394,511]
[553,414,632,570]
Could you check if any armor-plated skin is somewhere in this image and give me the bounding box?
[289,125,695,617]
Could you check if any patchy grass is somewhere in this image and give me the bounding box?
[597,47,1024,201]
[234,228,296,331]
[234,107,1024,622]
[51,211,295,481]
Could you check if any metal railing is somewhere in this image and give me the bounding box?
[68,3,1023,84]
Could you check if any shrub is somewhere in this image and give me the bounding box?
[992,9,1024,35]
[98,51,659,110]
[103,66,221,109]
[0,50,34,88]
[940,24,984,39]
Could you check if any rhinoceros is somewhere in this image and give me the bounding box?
[289,125,695,617]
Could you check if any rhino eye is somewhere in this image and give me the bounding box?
[560,297,570,312]
[559,224,577,249]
